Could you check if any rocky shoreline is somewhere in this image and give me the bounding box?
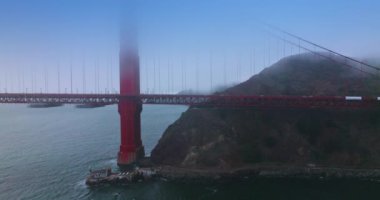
[86,162,380,186]
[139,155,380,181]
[86,161,380,186]
[153,164,380,181]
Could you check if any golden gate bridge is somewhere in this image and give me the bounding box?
[0,26,379,166]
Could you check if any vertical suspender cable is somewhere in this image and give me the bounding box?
[145,58,149,93]
[183,58,186,91]
[224,55,227,85]
[181,58,185,90]
[110,56,113,93]
[70,61,73,94]
[249,51,253,75]
[253,49,256,74]
[167,59,170,93]
[94,61,96,94]
[5,69,7,93]
[171,60,174,93]
[22,69,25,93]
[17,67,20,93]
[44,66,47,93]
[277,38,280,59]
[158,58,161,93]
[153,58,156,94]
[83,58,86,94]
[268,37,271,66]
[58,63,61,94]
[106,57,109,93]
[298,39,301,55]
[196,55,199,92]
[97,59,100,93]
[210,52,213,91]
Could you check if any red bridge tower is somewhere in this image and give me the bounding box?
[117,34,144,166]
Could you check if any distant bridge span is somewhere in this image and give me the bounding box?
[0,93,379,108]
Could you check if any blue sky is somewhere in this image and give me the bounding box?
[0,0,379,93]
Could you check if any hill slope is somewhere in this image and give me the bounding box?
[151,54,380,169]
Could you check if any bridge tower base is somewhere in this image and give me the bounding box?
[117,100,144,167]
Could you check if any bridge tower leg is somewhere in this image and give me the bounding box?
[117,37,144,167]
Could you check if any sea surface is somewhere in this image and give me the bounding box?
[0,104,379,200]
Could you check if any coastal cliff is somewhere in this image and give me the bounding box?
[151,54,380,171]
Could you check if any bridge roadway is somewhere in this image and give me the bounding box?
[0,93,379,108]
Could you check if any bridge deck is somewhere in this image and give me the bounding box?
[0,93,379,108]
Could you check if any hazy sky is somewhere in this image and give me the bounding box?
[0,0,379,93]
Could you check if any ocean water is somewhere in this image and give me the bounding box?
[0,104,379,200]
